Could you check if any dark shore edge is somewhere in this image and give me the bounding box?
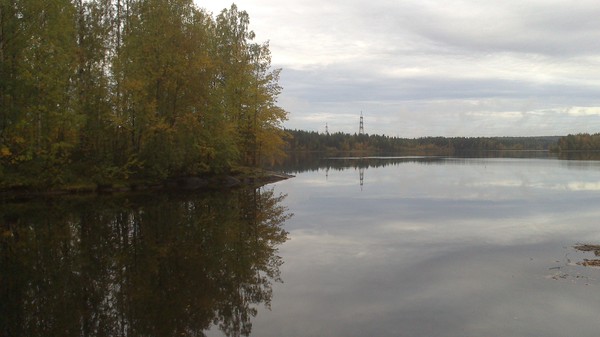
[0,170,295,201]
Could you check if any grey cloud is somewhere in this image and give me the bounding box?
[282,65,600,104]
[200,0,600,136]
[372,1,600,56]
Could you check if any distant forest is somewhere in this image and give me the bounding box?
[284,129,561,154]
[556,133,600,151]
[0,2,287,189]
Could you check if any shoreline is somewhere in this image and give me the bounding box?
[0,170,294,201]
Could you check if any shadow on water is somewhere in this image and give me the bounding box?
[0,188,291,337]
[273,150,560,174]
[273,153,448,174]
[557,151,600,161]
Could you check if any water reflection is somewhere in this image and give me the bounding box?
[557,151,600,161]
[279,155,600,193]
[276,151,600,176]
[258,156,600,336]
[277,156,450,190]
[274,151,560,174]
[274,154,448,174]
[359,167,364,190]
[0,188,291,337]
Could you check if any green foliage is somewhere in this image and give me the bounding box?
[556,133,600,152]
[0,1,288,189]
[285,129,560,154]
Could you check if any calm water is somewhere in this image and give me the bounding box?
[251,156,600,337]
[4,156,600,336]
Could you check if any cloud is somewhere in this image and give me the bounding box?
[567,182,600,191]
[567,106,600,116]
[197,0,600,136]
[383,0,600,56]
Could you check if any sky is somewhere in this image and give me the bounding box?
[197,0,600,137]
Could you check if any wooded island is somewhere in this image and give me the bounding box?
[0,1,288,190]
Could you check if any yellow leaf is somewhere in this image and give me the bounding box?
[0,147,11,158]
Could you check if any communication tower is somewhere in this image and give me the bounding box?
[359,111,364,135]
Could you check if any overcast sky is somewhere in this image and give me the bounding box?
[198,0,600,137]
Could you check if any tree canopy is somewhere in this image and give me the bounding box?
[556,133,600,152]
[0,0,288,188]
[285,129,559,154]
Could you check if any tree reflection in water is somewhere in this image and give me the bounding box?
[0,187,291,337]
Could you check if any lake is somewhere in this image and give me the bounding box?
[4,155,600,336]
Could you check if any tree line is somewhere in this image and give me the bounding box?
[285,129,559,154]
[0,1,288,188]
[555,133,600,151]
